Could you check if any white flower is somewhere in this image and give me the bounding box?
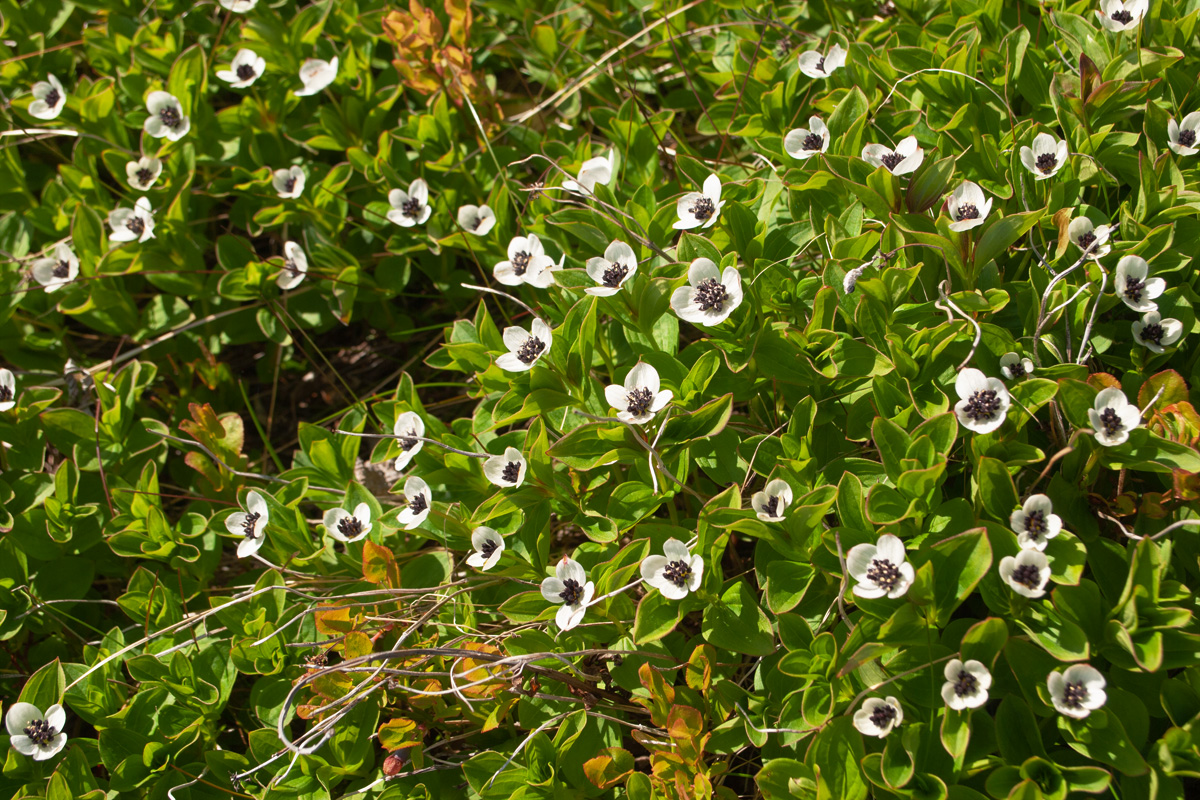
[673,173,725,230]
[953,368,1010,434]
[783,117,830,160]
[1020,133,1068,180]
[1095,0,1147,32]
[126,156,163,191]
[540,557,595,631]
[30,243,79,293]
[1048,664,1107,719]
[494,234,557,287]
[640,538,703,600]
[28,74,66,120]
[388,179,432,227]
[1010,494,1063,551]
[797,43,846,79]
[484,446,528,488]
[397,476,431,530]
[1113,255,1165,312]
[496,318,553,372]
[942,659,992,710]
[998,549,1050,598]
[1133,310,1184,354]
[562,150,615,195]
[751,478,792,522]
[670,258,743,326]
[467,527,505,571]
[457,204,495,235]
[277,241,308,290]
[392,411,425,470]
[0,368,15,411]
[324,502,372,543]
[853,696,903,737]
[1168,112,1200,157]
[999,352,1034,382]
[605,363,672,425]
[1089,387,1141,447]
[143,91,190,141]
[108,197,156,243]
[585,240,637,297]
[295,57,338,96]
[226,490,269,558]
[273,166,306,199]
[847,534,914,599]
[946,181,992,232]
[862,136,924,176]
[1069,217,1112,260]
[5,702,67,761]
[217,49,266,88]
[219,0,258,10]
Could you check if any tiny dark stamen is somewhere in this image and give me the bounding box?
[408,493,428,515]
[136,168,154,186]
[690,196,715,221]
[1123,275,1145,303]
[1007,361,1026,378]
[501,461,521,484]
[480,538,499,559]
[399,428,419,451]
[1011,563,1042,589]
[516,336,545,365]
[869,703,897,729]
[694,277,727,312]
[953,670,979,698]
[1035,153,1057,174]
[601,261,628,288]
[44,88,61,108]
[1179,129,1197,147]
[0,385,11,403]
[511,251,532,276]
[559,578,583,605]
[337,516,364,538]
[401,196,421,218]
[763,495,781,518]
[1111,9,1133,24]
[802,132,824,151]
[242,511,260,539]
[126,216,145,236]
[23,718,56,746]
[814,56,826,73]
[159,105,181,129]
[1024,510,1046,538]
[1062,681,1089,708]
[236,63,257,81]
[626,387,653,416]
[1100,407,1123,436]
[956,203,979,221]
[52,260,70,279]
[1076,231,1097,251]
[867,558,901,591]
[963,390,1002,422]
[283,176,297,193]
[1139,322,1165,346]
[662,559,693,588]
[880,151,905,170]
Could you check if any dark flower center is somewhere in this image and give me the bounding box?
[1111,9,1133,24]
[401,196,421,218]
[516,336,545,364]
[136,168,154,185]
[1076,231,1096,251]
[126,215,146,236]
[1035,153,1057,174]
[1007,360,1026,378]
[956,203,979,221]
[242,511,260,539]
[869,703,897,729]
[337,516,363,538]
[815,56,826,73]
[159,105,181,129]
[284,176,297,193]
[284,258,301,275]
[23,718,57,746]
[559,578,583,605]
[501,461,521,483]
[690,196,715,221]
[867,558,901,591]
[1140,322,1165,346]
[1100,407,1124,436]
[1011,563,1042,588]
[763,495,781,518]
[0,385,10,402]
[802,132,824,151]
[880,151,905,170]
[408,493,428,515]
[480,538,499,558]
[44,88,61,108]
[953,670,979,697]
[511,251,531,276]
[236,63,257,81]
[963,390,1002,422]
[626,387,653,416]
[602,261,628,288]
[1123,275,1145,303]
[694,277,727,312]
[1179,129,1197,147]
[399,428,419,451]
[1062,681,1089,708]
[52,260,71,279]
[662,559,693,588]
[1024,510,1046,537]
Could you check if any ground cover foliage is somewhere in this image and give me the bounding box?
[4,0,1200,797]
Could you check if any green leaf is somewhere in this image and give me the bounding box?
[702,580,774,656]
[976,457,1018,522]
[973,210,1044,273]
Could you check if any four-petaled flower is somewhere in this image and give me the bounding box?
[848,534,914,599]
[397,476,432,530]
[5,703,67,761]
[946,181,992,232]
[674,174,725,230]
[108,197,156,243]
[467,526,505,571]
[219,0,259,10]
[226,490,269,558]
[392,411,425,470]
[388,179,432,227]
[999,352,1034,382]
[29,74,66,120]
[324,502,373,543]
[494,234,557,287]
[273,166,306,199]
[1089,387,1141,447]
[605,362,673,424]
[784,116,830,160]
[1113,255,1165,312]
[585,240,638,296]
[295,57,338,96]
[751,478,792,522]
[999,549,1050,598]
[126,156,163,192]
[640,538,704,600]
[670,257,743,326]
[1133,310,1184,354]
[31,243,79,293]
[1095,0,1147,32]
[1168,112,1200,156]
[953,368,1010,434]
[540,557,595,631]
[484,446,528,488]
[217,49,266,88]
[1069,217,1112,260]
[1048,664,1107,719]
[562,150,615,195]
[798,44,846,79]
[854,696,903,737]
[278,241,308,290]
[1020,133,1068,180]
[862,136,924,176]
[0,368,15,411]
[497,318,553,372]
[941,659,991,710]
[457,204,496,235]
[144,91,190,141]
[1010,494,1062,551]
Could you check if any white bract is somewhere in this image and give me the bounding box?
[277,241,308,290]
[467,527,505,571]
[295,57,338,96]
[953,368,1010,434]
[1010,494,1063,551]
[941,659,992,710]
[397,476,432,529]
[998,549,1050,598]
[670,258,743,327]
[540,557,594,631]
[324,502,373,543]
[456,204,496,235]
[1113,255,1165,312]
[1069,217,1112,260]
[999,352,1034,381]
[226,490,269,558]
[1133,310,1184,354]
[108,197,156,243]
[1089,387,1141,447]
[273,166,306,199]
[1048,664,1107,719]
[1168,112,1200,156]
[783,117,830,160]
[640,538,704,600]
[1095,0,1147,32]
[5,703,67,761]
[388,179,432,227]
[862,136,924,176]
[217,49,266,88]
[29,74,66,120]
[853,697,902,737]
[484,446,528,489]
[673,173,725,230]
[219,0,258,10]
[562,150,615,195]
[144,91,190,141]
[751,479,792,522]
[0,369,15,411]
[494,234,557,287]
[392,411,425,470]
[1020,133,1068,180]
[126,156,163,191]
[585,240,638,297]
[946,181,992,232]
[31,243,79,293]
[497,318,553,372]
[847,534,914,599]
[798,44,846,78]
[606,362,673,425]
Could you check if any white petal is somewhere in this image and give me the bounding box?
[5,703,42,736]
